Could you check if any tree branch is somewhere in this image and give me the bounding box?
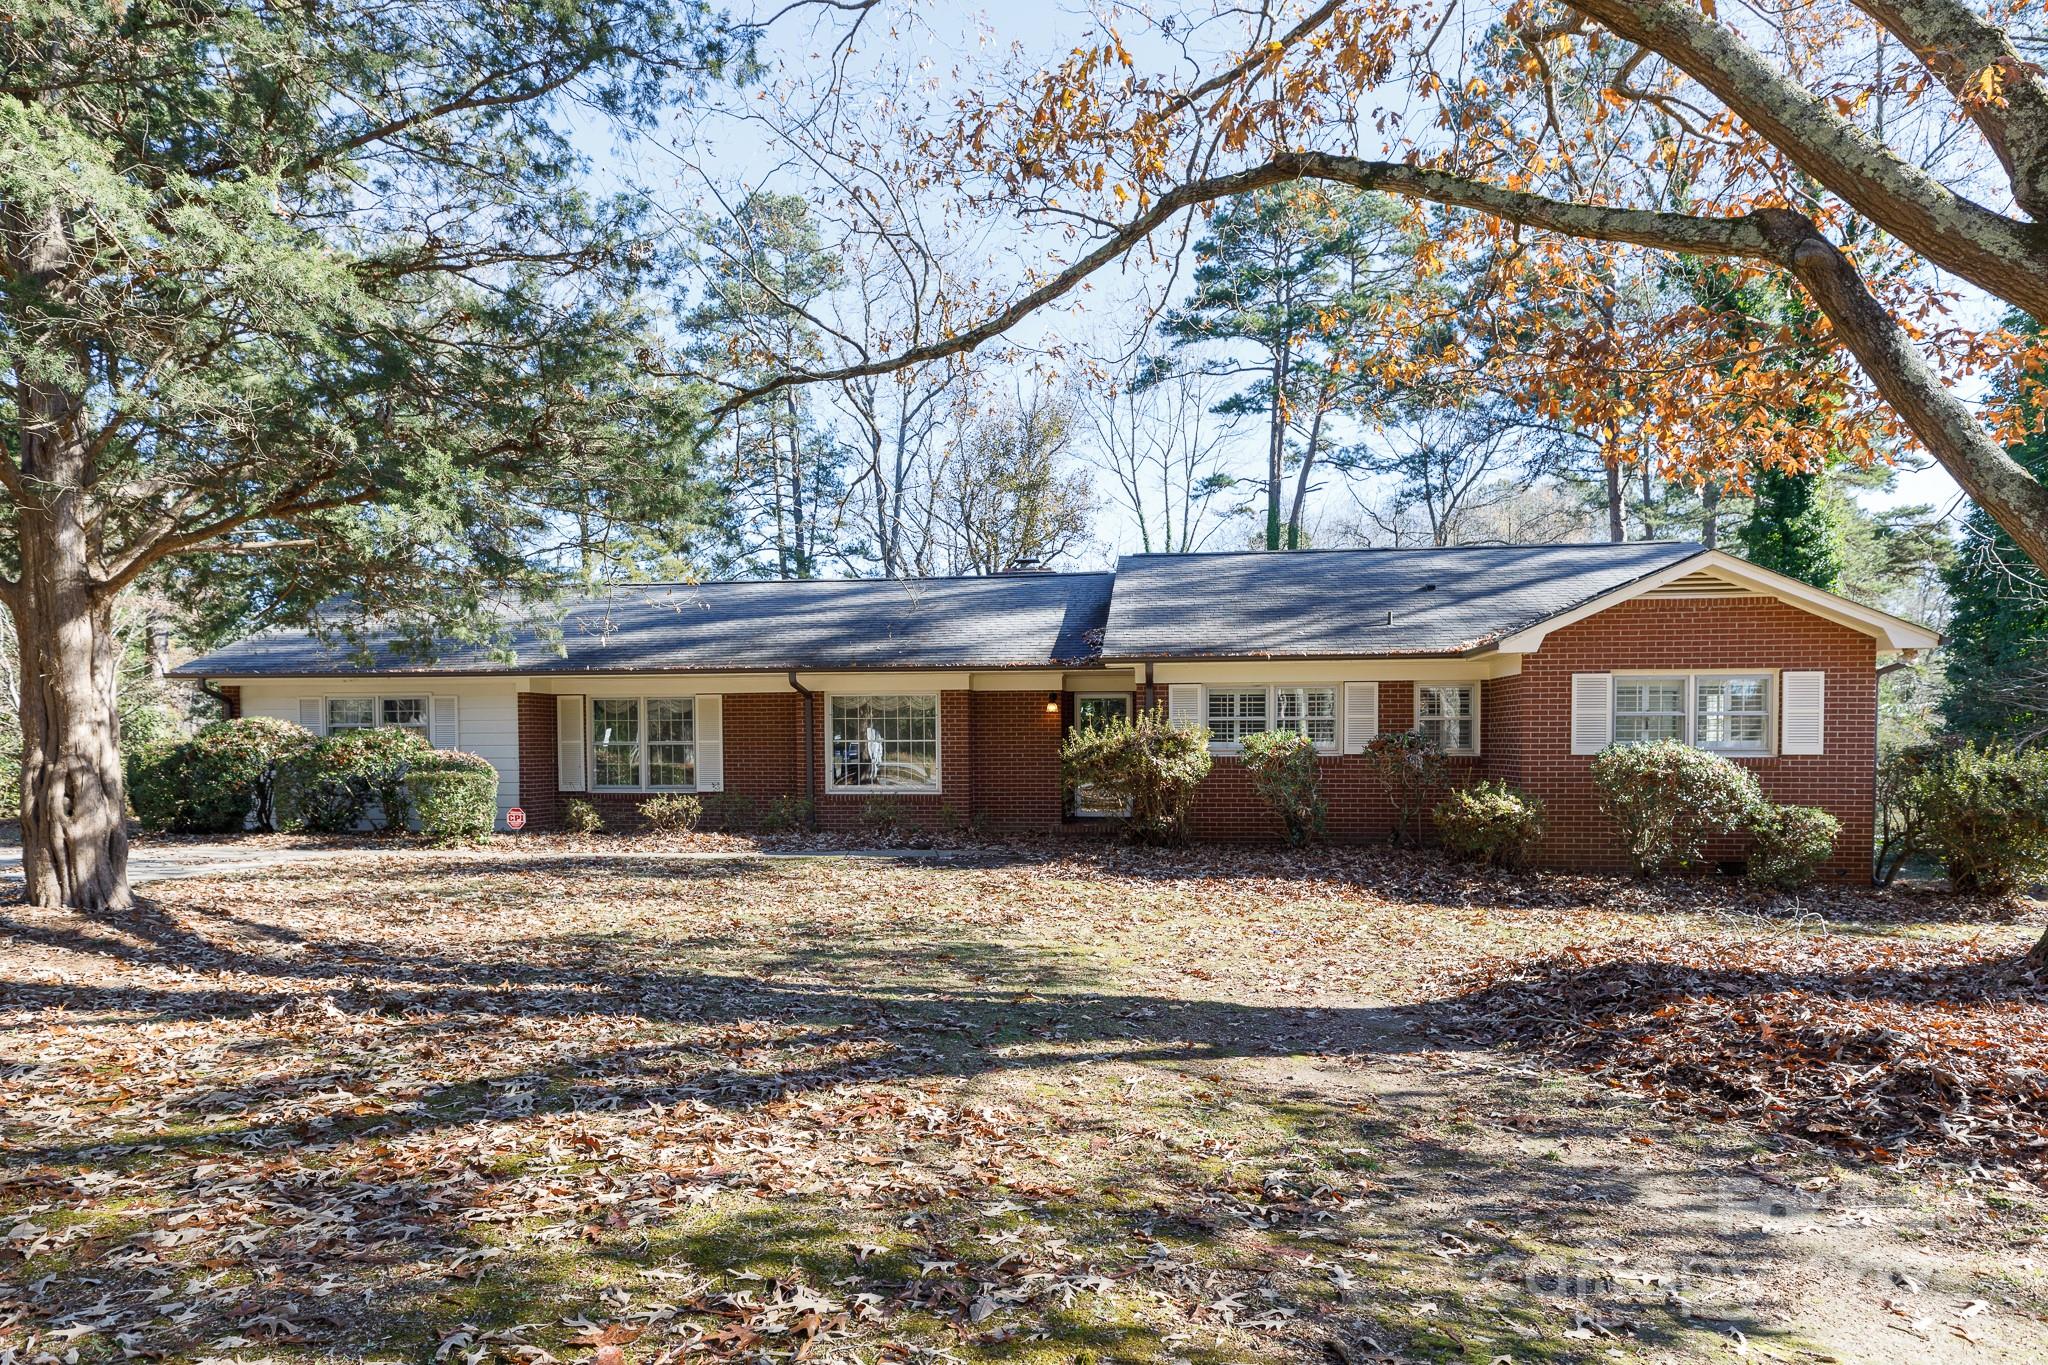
[712,150,1771,415]
[1563,0,2048,317]
[1849,0,2048,221]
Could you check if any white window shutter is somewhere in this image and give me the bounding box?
[1570,673,1612,755]
[430,695,460,749]
[1343,682,1378,754]
[556,694,587,792]
[1781,670,1825,755]
[694,694,724,792]
[1167,684,1203,730]
[298,697,324,735]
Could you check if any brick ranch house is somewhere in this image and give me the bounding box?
[177,542,1937,877]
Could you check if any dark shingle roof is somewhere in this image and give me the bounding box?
[178,573,1117,677]
[1100,542,1704,659]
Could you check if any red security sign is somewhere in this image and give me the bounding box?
[505,807,527,831]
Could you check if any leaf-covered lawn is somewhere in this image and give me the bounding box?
[2,845,2045,1363]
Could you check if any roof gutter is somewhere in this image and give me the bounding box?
[786,671,817,831]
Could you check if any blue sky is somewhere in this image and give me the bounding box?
[620,2,1971,561]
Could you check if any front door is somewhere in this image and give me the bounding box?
[1071,693,1133,817]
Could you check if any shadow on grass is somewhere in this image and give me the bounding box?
[0,855,1917,1362]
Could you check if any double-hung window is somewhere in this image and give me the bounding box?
[326,695,427,736]
[1273,686,1339,750]
[1694,675,1770,754]
[1205,687,1269,747]
[829,694,940,791]
[591,697,697,790]
[1606,673,1773,756]
[1613,678,1686,746]
[1415,683,1478,755]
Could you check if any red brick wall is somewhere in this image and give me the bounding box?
[1142,681,1478,841]
[1501,597,1877,879]
[514,688,1060,835]
[502,595,1878,872]
[972,690,1066,833]
[217,685,242,720]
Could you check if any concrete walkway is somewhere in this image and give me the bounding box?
[0,840,981,890]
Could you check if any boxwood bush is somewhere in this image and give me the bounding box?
[273,727,434,833]
[1238,730,1326,845]
[639,792,702,834]
[1905,742,2048,896]
[403,751,498,844]
[1745,802,1840,891]
[1361,732,1448,848]
[1061,705,1213,844]
[127,717,315,833]
[1433,780,1546,869]
[1591,739,1763,876]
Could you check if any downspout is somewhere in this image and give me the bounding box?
[787,670,817,830]
[197,678,235,717]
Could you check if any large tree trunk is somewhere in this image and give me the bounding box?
[14,585,130,912]
[12,428,131,911]
[2029,926,2048,973]
[10,193,132,912]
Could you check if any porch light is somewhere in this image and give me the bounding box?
[1045,692,1061,714]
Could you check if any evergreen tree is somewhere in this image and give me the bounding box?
[1943,431,2048,743]
[1153,185,1409,550]
[0,2,736,909]
[1737,468,1844,590]
[686,193,847,579]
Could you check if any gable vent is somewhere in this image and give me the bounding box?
[1645,569,1757,598]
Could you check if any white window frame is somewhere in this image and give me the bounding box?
[1203,686,1269,751]
[1414,682,1481,757]
[1272,685,1340,754]
[825,692,943,795]
[589,696,698,793]
[1692,673,1774,756]
[325,694,429,736]
[1608,670,1776,758]
[1612,676,1688,748]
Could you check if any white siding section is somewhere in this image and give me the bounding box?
[234,680,522,819]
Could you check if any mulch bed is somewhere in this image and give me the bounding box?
[1423,933,2048,1182]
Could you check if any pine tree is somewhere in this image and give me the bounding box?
[1736,468,1844,590]
[0,2,733,909]
[1154,185,1409,550]
[1943,431,2048,743]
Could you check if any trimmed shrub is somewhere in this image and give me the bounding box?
[564,797,604,835]
[1746,803,1840,891]
[127,717,315,833]
[858,796,902,836]
[759,794,812,833]
[1907,741,2048,896]
[1239,729,1326,845]
[1591,740,1764,876]
[273,726,433,833]
[640,792,703,835]
[404,751,498,844]
[710,793,759,830]
[1061,704,1213,844]
[1433,781,1545,870]
[1361,732,1448,847]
